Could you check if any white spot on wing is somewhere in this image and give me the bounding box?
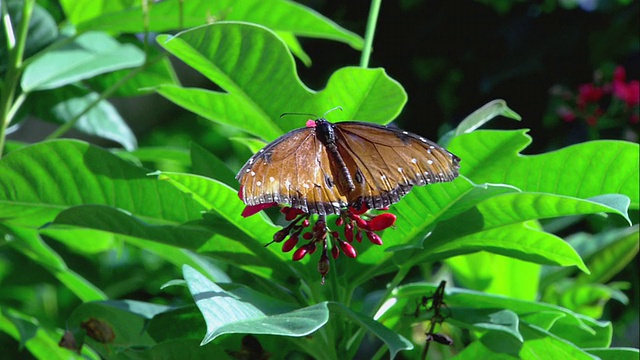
[427,160,433,165]
[269,176,275,183]
[398,167,403,172]
[250,171,256,177]
[411,158,418,164]
[256,181,262,186]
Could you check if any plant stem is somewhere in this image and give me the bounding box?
[360,0,382,68]
[0,0,34,158]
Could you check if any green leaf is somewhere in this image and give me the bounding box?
[154,172,302,282]
[26,85,137,150]
[21,31,145,92]
[114,146,191,171]
[183,265,329,344]
[548,312,613,348]
[0,2,58,72]
[518,323,597,359]
[156,22,406,141]
[111,339,231,360]
[456,99,522,135]
[0,139,204,228]
[575,225,639,284]
[328,302,413,358]
[58,0,133,25]
[2,224,107,302]
[448,308,523,342]
[191,143,239,189]
[67,300,169,357]
[449,130,640,209]
[446,253,541,300]
[86,55,179,97]
[386,283,598,337]
[0,308,87,360]
[50,205,214,250]
[586,348,640,360]
[439,99,521,146]
[68,0,363,49]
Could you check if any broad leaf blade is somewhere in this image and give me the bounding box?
[449,130,640,209]
[69,0,363,49]
[0,140,204,227]
[183,265,329,344]
[21,32,145,92]
[156,22,406,141]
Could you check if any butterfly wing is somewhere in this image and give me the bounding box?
[236,128,350,215]
[333,122,460,209]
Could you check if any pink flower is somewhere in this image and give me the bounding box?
[578,83,604,106]
[613,66,626,82]
[613,80,640,107]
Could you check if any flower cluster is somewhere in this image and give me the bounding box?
[547,65,639,140]
[240,192,396,283]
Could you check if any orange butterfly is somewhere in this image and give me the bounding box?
[236,116,460,215]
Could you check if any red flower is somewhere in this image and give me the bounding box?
[613,80,640,107]
[613,66,626,83]
[578,83,604,106]
[557,106,576,123]
[238,188,397,283]
[241,202,277,217]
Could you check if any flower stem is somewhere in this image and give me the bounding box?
[360,0,382,68]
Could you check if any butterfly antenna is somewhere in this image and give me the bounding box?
[280,112,319,119]
[323,106,343,117]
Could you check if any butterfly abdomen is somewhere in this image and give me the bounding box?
[316,119,356,193]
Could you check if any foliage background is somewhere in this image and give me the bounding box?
[1,0,638,358]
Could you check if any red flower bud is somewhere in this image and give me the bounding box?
[369,213,396,231]
[318,252,330,278]
[366,231,383,245]
[355,230,363,243]
[241,202,277,217]
[307,242,317,255]
[331,245,340,259]
[331,231,340,239]
[339,241,357,258]
[302,219,310,227]
[335,217,344,226]
[303,232,313,240]
[292,246,308,261]
[349,203,369,215]
[285,208,305,221]
[354,216,370,230]
[273,229,288,243]
[344,223,354,242]
[282,235,299,252]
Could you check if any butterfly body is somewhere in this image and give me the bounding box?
[237,119,460,215]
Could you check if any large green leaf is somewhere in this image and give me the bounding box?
[0,139,204,228]
[63,0,363,49]
[327,302,413,359]
[449,130,640,209]
[26,85,137,150]
[183,265,328,344]
[156,22,406,142]
[21,31,145,92]
[0,307,89,360]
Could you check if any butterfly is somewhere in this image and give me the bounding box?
[236,115,461,215]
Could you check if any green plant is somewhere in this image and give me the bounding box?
[1,1,638,359]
